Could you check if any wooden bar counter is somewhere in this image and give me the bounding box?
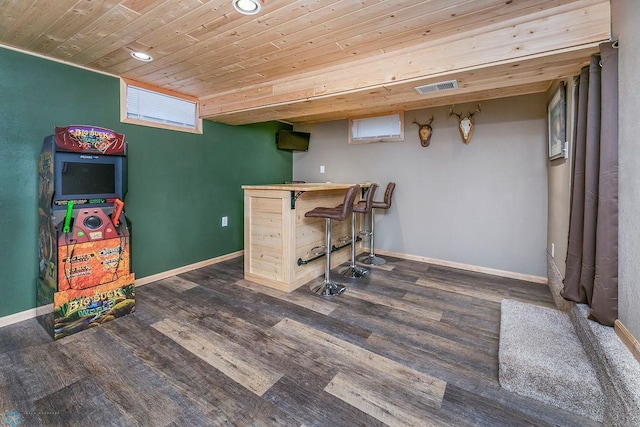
[242,183,364,292]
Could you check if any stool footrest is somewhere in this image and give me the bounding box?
[297,236,361,266]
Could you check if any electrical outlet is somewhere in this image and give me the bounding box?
[320,165,325,174]
[222,216,228,227]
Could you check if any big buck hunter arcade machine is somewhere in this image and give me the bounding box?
[37,125,135,340]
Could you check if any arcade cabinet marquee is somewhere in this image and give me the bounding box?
[36,125,135,340]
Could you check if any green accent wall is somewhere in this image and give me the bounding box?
[0,47,292,319]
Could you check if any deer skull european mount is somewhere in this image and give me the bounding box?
[413,116,434,147]
[449,104,482,144]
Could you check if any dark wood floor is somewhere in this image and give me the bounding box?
[0,255,601,426]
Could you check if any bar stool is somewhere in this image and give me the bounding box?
[359,182,396,266]
[305,184,360,296]
[340,183,378,278]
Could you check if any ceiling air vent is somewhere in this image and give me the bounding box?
[414,79,459,95]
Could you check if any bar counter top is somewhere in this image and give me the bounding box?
[241,182,360,191]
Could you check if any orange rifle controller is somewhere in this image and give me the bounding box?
[111,198,124,227]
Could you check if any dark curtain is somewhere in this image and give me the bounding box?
[562,42,618,326]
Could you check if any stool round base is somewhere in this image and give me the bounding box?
[358,254,386,265]
[339,265,369,278]
[310,280,346,296]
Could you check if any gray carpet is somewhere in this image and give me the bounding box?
[570,304,640,426]
[499,299,604,422]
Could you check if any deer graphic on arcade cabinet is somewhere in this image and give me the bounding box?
[449,104,481,144]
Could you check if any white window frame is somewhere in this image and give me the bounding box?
[120,78,202,134]
[348,112,404,144]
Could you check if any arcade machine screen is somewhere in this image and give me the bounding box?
[61,162,115,195]
[52,150,126,208]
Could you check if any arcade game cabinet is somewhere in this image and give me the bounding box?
[36,125,135,340]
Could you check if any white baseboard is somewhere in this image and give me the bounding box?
[373,249,548,285]
[615,319,640,364]
[0,250,244,329]
[0,308,39,328]
[135,250,243,287]
[3,249,545,327]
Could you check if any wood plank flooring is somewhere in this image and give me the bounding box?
[0,255,601,426]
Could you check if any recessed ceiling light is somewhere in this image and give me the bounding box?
[131,51,153,62]
[232,0,262,15]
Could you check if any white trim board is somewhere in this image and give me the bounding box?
[2,249,545,328]
[135,250,243,287]
[373,249,548,285]
[0,308,40,329]
[615,319,640,364]
[0,251,244,329]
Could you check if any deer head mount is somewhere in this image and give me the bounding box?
[413,116,434,147]
[449,103,481,144]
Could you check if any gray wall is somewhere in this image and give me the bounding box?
[613,0,640,340]
[546,78,575,308]
[293,94,548,277]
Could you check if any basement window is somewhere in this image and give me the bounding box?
[120,78,202,134]
[348,112,404,144]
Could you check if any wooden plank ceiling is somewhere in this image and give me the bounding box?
[0,0,611,125]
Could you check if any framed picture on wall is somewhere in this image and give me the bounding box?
[548,82,567,160]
